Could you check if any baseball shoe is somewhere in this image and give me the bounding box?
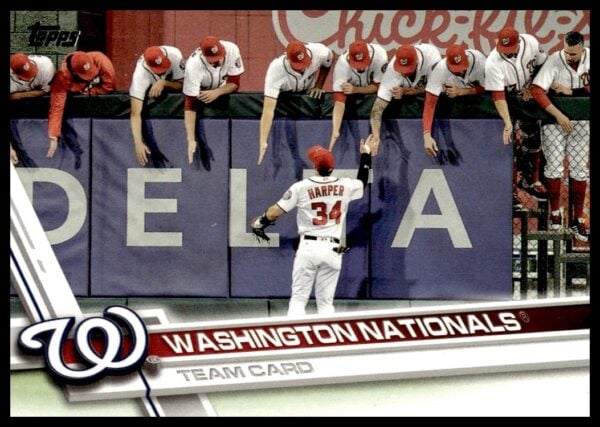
[570,218,589,242]
[518,180,548,201]
[550,210,562,231]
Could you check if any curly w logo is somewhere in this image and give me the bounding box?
[18,306,148,384]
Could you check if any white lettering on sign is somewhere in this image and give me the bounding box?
[158,312,521,355]
[392,169,472,248]
[17,168,87,245]
[127,169,182,247]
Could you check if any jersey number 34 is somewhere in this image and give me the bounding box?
[311,201,341,225]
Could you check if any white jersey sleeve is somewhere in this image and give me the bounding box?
[377,60,401,102]
[129,56,153,100]
[484,52,508,92]
[183,50,202,97]
[341,177,364,201]
[221,41,245,77]
[162,45,186,81]
[307,42,333,69]
[370,44,389,84]
[532,51,560,91]
[264,57,286,99]
[468,49,487,85]
[332,55,353,92]
[276,182,301,213]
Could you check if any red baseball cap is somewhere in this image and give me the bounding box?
[70,51,98,81]
[307,145,335,170]
[348,41,370,69]
[497,27,520,54]
[286,40,311,70]
[144,46,171,74]
[200,36,225,61]
[10,53,38,80]
[446,44,468,73]
[394,45,417,74]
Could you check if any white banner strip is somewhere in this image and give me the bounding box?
[64,329,588,402]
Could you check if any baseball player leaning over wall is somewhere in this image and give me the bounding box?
[484,27,548,209]
[10,52,55,101]
[250,135,375,316]
[10,52,56,165]
[258,40,333,165]
[183,36,244,165]
[329,40,388,151]
[129,45,186,166]
[369,43,441,156]
[48,51,116,159]
[531,31,590,242]
[423,44,486,157]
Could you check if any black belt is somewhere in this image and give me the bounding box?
[303,235,340,244]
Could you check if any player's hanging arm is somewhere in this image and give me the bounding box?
[369,98,388,156]
[258,96,278,165]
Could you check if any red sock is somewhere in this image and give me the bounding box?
[571,179,587,219]
[527,151,541,183]
[546,178,561,212]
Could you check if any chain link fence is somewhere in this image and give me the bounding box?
[512,119,590,298]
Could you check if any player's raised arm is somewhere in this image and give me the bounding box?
[357,135,374,187]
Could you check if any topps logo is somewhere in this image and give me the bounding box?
[27,22,80,47]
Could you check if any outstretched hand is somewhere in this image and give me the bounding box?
[360,134,376,154]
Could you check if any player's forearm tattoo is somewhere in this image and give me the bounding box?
[370,98,387,135]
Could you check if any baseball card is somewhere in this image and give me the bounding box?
[9,9,590,417]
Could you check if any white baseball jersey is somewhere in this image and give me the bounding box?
[276,175,364,239]
[377,43,442,102]
[426,49,487,96]
[535,48,590,182]
[182,41,244,96]
[10,55,55,94]
[532,47,590,91]
[332,43,388,92]
[264,42,333,99]
[484,34,547,93]
[129,46,185,100]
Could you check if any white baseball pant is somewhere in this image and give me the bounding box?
[541,121,590,180]
[288,237,342,316]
